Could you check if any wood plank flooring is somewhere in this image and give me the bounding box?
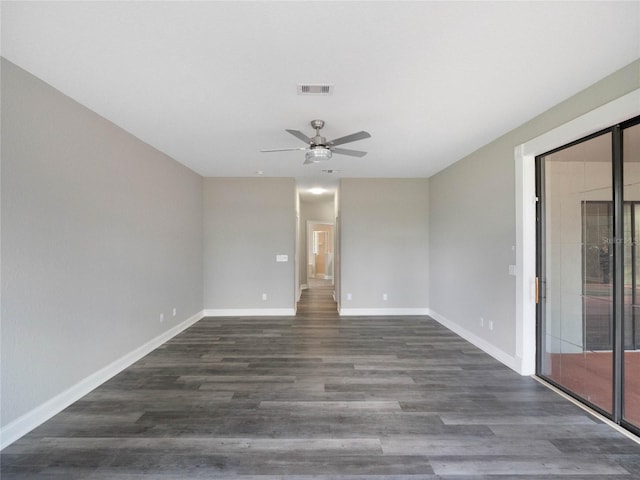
[2,285,640,479]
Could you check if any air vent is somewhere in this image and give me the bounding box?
[297,84,334,96]
[322,169,340,174]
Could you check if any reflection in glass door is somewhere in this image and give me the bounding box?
[537,116,640,436]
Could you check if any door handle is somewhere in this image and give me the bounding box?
[535,277,539,304]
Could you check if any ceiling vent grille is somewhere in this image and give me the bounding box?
[297,84,334,96]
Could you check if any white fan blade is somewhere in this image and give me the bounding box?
[261,147,308,152]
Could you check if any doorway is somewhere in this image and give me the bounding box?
[536,115,640,435]
[307,222,334,284]
[296,190,338,313]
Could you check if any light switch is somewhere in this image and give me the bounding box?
[276,254,288,262]
[508,264,517,276]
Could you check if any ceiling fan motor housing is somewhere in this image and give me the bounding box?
[310,120,328,148]
[311,135,328,147]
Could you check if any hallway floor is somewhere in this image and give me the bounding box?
[2,287,640,478]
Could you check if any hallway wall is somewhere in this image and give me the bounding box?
[203,177,296,313]
[339,178,429,314]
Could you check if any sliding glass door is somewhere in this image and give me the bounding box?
[537,131,614,414]
[537,116,640,435]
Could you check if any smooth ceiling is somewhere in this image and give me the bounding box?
[2,1,639,195]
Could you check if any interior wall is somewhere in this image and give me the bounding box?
[298,198,334,287]
[429,58,640,367]
[340,178,429,313]
[1,58,204,429]
[203,177,296,312]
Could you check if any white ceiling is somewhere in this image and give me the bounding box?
[2,1,639,199]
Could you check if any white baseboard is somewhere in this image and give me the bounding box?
[0,310,205,450]
[203,308,296,317]
[339,307,429,316]
[427,308,524,375]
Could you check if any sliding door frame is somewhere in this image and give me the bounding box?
[535,115,640,436]
[535,127,615,421]
[612,124,625,424]
[620,116,640,435]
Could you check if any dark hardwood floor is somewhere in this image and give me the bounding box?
[2,285,640,479]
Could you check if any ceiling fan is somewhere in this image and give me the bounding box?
[261,120,371,164]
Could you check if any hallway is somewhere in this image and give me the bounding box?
[296,279,337,317]
[2,307,640,478]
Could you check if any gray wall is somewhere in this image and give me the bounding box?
[429,59,640,358]
[298,198,335,287]
[340,178,429,310]
[1,58,204,428]
[203,177,296,310]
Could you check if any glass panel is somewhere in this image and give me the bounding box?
[623,123,640,429]
[540,132,613,413]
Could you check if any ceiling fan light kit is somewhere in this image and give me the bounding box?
[261,119,370,165]
[305,147,332,164]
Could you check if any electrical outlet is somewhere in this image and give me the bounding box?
[347,293,352,301]
[489,320,494,331]
[382,293,388,301]
[172,308,177,317]
[480,317,484,327]
[160,313,164,323]
[262,293,267,301]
